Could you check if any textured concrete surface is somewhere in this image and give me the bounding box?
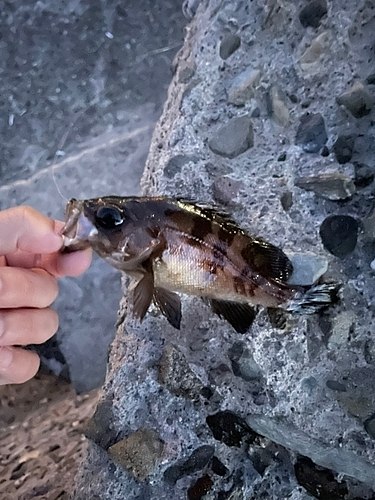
[73,0,375,498]
[0,0,186,392]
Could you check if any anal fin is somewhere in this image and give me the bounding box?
[209,299,257,333]
[153,287,182,329]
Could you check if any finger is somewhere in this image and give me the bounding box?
[0,267,58,308]
[5,247,93,278]
[0,308,59,346]
[0,346,40,385]
[0,206,62,256]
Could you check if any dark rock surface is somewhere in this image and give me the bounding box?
[73,0,375,499]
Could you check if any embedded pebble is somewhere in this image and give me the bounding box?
[219,33,241,60]
[337,81,375,118]
[209,115,254,158]
[286,252,328,286]
[328,311,356,350]
[268,86,290,126]
[227,341,262,381]
[326,380,347,392]
[188,475,213,500]
[299,31,332,71]
[362,210,375,239]
[354,163,374,188]
[319,215,358,258]
[280,191,293,211]
[211,457,228,476]
[206,411,258,447]
[212,176,243,205]
[164,154,199,179]
[295,457,349,500]
[336,368,375,419]
[299,0,328,28]
[108,429,164,481]
[227,67,261,106]
[179,61,196,83]
[333,135,355,164]
[164,445,215,484]
[371,259,375,271]
[295,113,327,153]
[364,414,375,439]
[294,173,355,200]
[159,345,204,399]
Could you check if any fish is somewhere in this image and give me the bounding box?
[61,196,339,333]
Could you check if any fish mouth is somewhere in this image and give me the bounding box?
[61,199,97,253]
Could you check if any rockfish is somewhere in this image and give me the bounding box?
[62,196,338,333]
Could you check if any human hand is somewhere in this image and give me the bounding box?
[0,206,92,385]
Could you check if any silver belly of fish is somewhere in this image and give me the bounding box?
[153,246,216,294]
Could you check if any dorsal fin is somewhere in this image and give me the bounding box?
[176,199,241,233]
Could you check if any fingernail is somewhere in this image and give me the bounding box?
[0,347,13,369]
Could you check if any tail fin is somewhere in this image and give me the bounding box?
[286,283,340,315]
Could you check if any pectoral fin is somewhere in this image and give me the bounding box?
[153,287,182,329]
[209,299,257,333]
[242,239,293,283]
[132,261,154,322]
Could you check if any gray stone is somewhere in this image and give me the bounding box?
[164,154,199,179]
[108,429,164,481]
[335,368,375,419]
[228,341,262,382]
[294,173,355,200]
[219,33,241,60]
[328,311,356,351]
[362,209,375,239]
[364,414,375,440]
[299,31,332,72]
[178,61,196,83]
[337,81,375,118]
[326,380,347,392]
[286,253,328,286]
[212,176,243,205]
[354,163,374,188]
[209,115,254,158]
[268,86,290,127]
[227,68,261,106]
[333,135,355,164]
[299,0,328,28]
[164,445,215,483]
[295,113,328,153]
[280,191,293,211]
[159,345,205,400]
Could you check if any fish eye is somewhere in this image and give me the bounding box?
[95,207,124,229]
